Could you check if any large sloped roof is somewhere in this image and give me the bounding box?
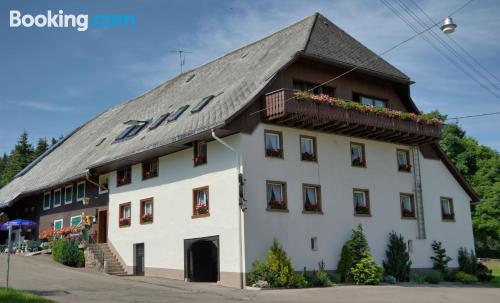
[0,13,412,206]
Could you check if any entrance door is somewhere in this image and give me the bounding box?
[185,236,219,282]
[98,210,107,243]
[134,243,145,276]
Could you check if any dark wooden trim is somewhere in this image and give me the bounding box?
[192,186,210,219]
[142,158,159,181]
[193,141,208,167]
[353,188,371,217]
[117,166,132,187]
[118,202,131,228]
[140,197,154,224]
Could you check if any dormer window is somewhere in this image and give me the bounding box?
[293,79,334,97]
[353,93,387,108]
[115,120,150,141]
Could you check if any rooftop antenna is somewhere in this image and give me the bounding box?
[170,50,191,74]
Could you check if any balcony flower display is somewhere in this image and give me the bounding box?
[194,155,207,166]
[39,225,84,240]
[402,208,415,218]
[304,201,320,212]
[352,156,365,167]
[141,212,153,223]
[265,148,283,158]
[398,163,412,172]
[294,91,444,126]
[194,204,209,215]
[301,151,317,162]
[355,205,370,215]
[119,217,131,227]
[268,199,287,210]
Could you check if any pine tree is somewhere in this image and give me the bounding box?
[383,232,412,281]
[34,137,49,158]
[430,241,452,275]
[349,224,370,264]
[0,132,34,185]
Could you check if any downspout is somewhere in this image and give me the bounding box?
[211,129,246,289]
[85,169,108,192]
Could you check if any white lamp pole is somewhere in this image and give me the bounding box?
[6,224,12,288]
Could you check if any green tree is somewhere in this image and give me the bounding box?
[430,241,452,275]
[0,132,34,187]
[34,137,49,158]
[383,232,412,281]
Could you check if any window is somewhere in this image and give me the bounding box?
[117,166,132,187]
[142,159,159,180]
[119,202,131,227]
[64,185,73,204]
[149,114,169,130]
[43,192,51,210]
[440,197,455,221]
[53,219,63,230]
[115,120,150,141]
[293,79,335,97]
[400,193,416,218]
[70,215,82,227]
[193,141,207,166]
[407,240,413,253]
[264,130,283,158]
[140,198,154,224]
[353,93,387,108]
[53,189,62,207]
[311,237,318,251]
[351,142,366,167]
[193,187,209,218]
[99,175,109,194]
[300,136,317,162]
[76,181,86,202]
[303,184,322,213]
[186,74,196,83]
[167,105,189,122]
[397,149,411,172]
[353,189,370,216]
[266,181,287,211]
[191,95,214,113]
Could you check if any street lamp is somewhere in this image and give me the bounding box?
[440,17,457,34]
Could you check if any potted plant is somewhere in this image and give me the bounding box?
[402,208,415,218]
[442,213,455,220]
[355,205,370,215]
[194,204,209,215]
[141,212,153,223]
[265,148,283,158]
[301,152,317,161]
[119,217,130,227]
[399,163,412,172]
[304,201,320,212]
[268,199,287,210]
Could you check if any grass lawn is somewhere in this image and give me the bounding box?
[483,261,500,287]
[0,287,55,303]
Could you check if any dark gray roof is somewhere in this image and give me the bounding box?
[0,13,410,206]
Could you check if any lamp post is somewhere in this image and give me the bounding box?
[6,224,12,288]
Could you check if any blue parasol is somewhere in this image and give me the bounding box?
[0,219,37,231]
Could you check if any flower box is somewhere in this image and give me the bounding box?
[194,155,207,166]
[301,152,317,162]
[119,217,130,227]
[402,208,415,218]
[304,201,321,212]
[141,213,153,223]
[268,200,287,210]
[265,148,283,158]
[352,157,365,167]
[355,205,370,215]
[442,213,455,220]
[194,204,209,216]
[398,164,412,172]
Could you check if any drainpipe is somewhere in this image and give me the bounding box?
[85,169,108,192]
[211,129,246,289]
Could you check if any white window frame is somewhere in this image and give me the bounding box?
[397,150,408,166]
[311,237,318,251]
[440,198,453,215]
[143,201,153,215]
[354,190,367,207]
[53,188,62,207]
[400,194,413,212]
[123,205,131,219]
[76,181,86,202]
[53,219,63,230]
[64,185,73,204]
[265,132,280,150]
[43,192,51,210]
[98,175,109,194]
[300,137,314,154]
[70,215,82,227]
[267,182,284,203]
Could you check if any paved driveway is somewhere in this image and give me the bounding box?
[0,254,498,303]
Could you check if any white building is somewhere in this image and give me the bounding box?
[0,13,478,288]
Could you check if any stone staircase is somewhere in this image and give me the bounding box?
[87,243,127,276]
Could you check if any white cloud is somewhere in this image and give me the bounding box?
[7,101,75,112]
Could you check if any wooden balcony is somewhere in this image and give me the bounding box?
[262,89,441,145]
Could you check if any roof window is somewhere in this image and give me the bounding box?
[186,74,196,83]
[115,120,150,141]
[191,95,214,113]
[149,113,169,130]
[167,105,189,122]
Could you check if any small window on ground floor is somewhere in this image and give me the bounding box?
[140,198,154,224]
[193,187,209,218]
[353,189,370,216]
[119,202,131,227]
[70,215,82,227]
[311,237,318,251]
[440,197,455,221]
[266,181,287,211]
[53,219,63,230]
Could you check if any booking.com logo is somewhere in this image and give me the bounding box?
[9,10,137,31]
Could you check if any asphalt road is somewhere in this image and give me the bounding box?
[0,254,498,303]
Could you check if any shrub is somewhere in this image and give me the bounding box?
[445,268,459,282]
[476,262,493,282]
[383,232,412,282]
[458,247,477,275]
[329,273,342,284]
[410,273,426,284]
[455,271,478,284]
[248,239,304,288]
[430,241,452,275]
[51,238,84,267]
[52,239,65,263]
[309,260,332,287]
[350,256,384,285]
[336,224,370,282]
[425,270,443,284]
[384,275,397,284]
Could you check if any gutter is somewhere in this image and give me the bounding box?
[211,129,246,289]
[85,169,108,191]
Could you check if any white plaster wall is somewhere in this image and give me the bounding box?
[107,135,242,274]
[242,123,475,272]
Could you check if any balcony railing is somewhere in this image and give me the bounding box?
[262,89,441,145]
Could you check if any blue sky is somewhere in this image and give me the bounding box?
[1,0,499,154]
